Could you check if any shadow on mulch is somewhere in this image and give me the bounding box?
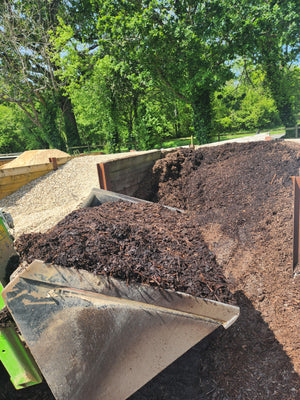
[129,291,300,400]
[1,294,299,400]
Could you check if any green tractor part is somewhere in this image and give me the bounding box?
[0,212,42,390]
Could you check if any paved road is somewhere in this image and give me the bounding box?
[196,132,285,148]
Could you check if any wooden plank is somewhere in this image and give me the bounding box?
[0,156,71,200]
[110,172,149,193]
[0,170,52,200]
[0,171,47,188]
[57,156,71,165]
[0,190,14,200]
[109,162,155,187]
[106,151,160,173]
[0,160,13,167]
[104,151,161,173]
[0,163,53,178]
[97,150,161,196]
[108,164,155,196]
[0,175,47,190]
[0,157,70,175]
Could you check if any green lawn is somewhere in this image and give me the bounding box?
[160,127,287,148]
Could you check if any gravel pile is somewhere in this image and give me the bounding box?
[0,152,141,237]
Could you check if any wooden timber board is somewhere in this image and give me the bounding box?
[0,158,69,200]
[97,150,161,196]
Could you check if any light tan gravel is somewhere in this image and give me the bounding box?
[0,151,145,237]
[0,149,70,168]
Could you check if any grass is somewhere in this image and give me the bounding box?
[78,125,290,155]
[158,137,193,148]
[160,126,287,148]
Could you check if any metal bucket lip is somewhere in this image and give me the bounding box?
[80,187,184,214]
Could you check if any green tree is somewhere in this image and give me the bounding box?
[53,0,299,146]
[212,67,281,133]
[233,0,300,127]
[0,0,82,150]
[92,0,241,144]
[0,105,25,153]
[69,55,182,151]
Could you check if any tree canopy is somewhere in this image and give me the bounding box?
[0,0,82,150]
[0,0,299,152]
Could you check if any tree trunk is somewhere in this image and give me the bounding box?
[59,94,82,149]
[192,90,212,144]
[40,99,66,150]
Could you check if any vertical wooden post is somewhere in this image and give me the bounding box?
[49,157,58,170]
[291,176,300,272]
[97,163,112,191]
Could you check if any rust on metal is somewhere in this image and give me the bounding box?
[291,176,300,272]
[97,163,112,191]
[49,157,58,170]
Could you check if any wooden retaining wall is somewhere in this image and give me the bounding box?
[97,150,161,197]
[0,159,14,167]
[0,157,70,200]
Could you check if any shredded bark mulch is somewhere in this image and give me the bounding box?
[0,307,13,328]
[15,201,233,304]
[2,140,300,400]
[143,140,300,399]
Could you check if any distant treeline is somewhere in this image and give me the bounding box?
[0,1,299,153]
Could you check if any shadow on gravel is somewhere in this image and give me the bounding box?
[1,292,299,400]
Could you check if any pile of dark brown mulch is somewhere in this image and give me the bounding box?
[146,140,300,399]
[0,307,13,328]
[15,201,233,304]
[3,140,300,400]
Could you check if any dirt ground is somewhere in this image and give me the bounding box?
[1,140,300,399]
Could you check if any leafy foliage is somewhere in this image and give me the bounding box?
[213,68,281,133]
[0,0,81,149]
[92,0,239,143]
[0,105,25,153]
[0,1,299,153]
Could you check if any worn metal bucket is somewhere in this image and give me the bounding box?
[2,260,239,400]
[1,189,239,399]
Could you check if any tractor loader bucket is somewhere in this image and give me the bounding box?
[0,211,18,286]
[2,260,239,400]
[0,213,42,389]
[81,187,184,213]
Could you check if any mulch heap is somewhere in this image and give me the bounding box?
[145,140,300,399]
[2,200,234,400]
[2,140,300,400]
[15,201,233,304]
